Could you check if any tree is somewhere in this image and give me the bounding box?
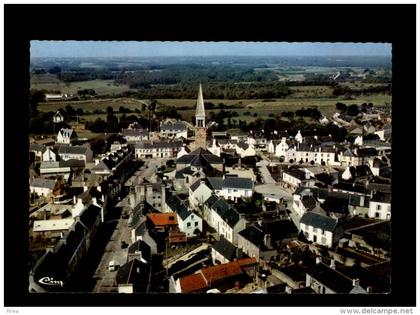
[48,66,61,74]
[106,106,114,115]
[336,102,347,112]
[347,104,360,116]
[29,90,46,115]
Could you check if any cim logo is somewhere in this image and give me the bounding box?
[38,277,64,287]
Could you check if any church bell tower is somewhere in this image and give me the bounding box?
[193,83,207,149]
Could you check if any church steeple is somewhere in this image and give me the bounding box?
[195,83,205,128]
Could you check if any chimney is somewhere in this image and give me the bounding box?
[73,195,77,205]
[83,186,88,192]
[316,256,322,264]
[95,159,100,165]
[330,258,336,270]
[352,278,360,287]
[285,286,292,294]
[238,158,242,169]
[367,286,373,293]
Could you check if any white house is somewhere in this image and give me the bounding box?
[30,177,56,196]
[177,207,203,237]
[121,128,149,142]
[160,121,188,139]
[176,146,190,159]
[207,139,221,157]
[354,136,363,146]
[165,192,203,237]
[211,238,240,264]
[189,179,213,207]
[235,141,256,158]
[368,192,391,220]
[57,145,93,163]
[135,141,183,159]
[295,130,303,144]
[299,212,344,248]
[42,147,57,162]
[268,137,289,158]
[374,127,392,142]
[57,128,77,144]
[287,144,336,165]
[203,195,246,244]
[306,258,367,294]
[292,189,318,218]
[207,176,254,202]
[282,168,315,189]
[53,111,64,123]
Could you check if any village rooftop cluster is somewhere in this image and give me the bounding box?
[29,84,391,294]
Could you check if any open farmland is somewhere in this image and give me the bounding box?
[38,92,391,124]
[31,76,135,96]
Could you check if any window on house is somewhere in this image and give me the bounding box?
[375,212,380,218]
[187,222,191,228]
[376,205,381,210]
[195,222,198,227]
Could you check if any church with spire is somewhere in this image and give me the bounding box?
[191,83,207,150]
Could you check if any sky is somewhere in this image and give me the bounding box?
[30,41,391,58]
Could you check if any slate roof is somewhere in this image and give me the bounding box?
[307,262,354,293]
[30,178,56,190]
[371,192,391,203]
[29,143,46,153]
[238,225,269,250]
[300,212,338,232]
[208,197,241,228]
[207,177,254,190]
[356,148,378,157]
[301,195,317,211]
[58,145,91,155]
[333,182,366,194]
[79,204,101,230]
[283,168,308,180]
[212,238,237,261]
[189,179,202,192]
[122,128,148,137]
[160,122,187,131]
[116,258,149,290]
[166,193,192,221]
[349,165,373,178]
[321,196,349,215]
[237,141,249,150]
[176,148,223,165]
[128,240,152,263]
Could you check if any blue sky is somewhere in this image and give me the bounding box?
[30,41,391,58]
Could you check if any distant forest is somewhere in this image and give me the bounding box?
[30,56,392,99]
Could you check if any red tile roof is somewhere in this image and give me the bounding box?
[179,257,258,293]
[179,273,207,293]
[147,212,178,227]
[201,261,243,284]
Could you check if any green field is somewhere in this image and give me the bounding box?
[31,75,135,96]
[38,93,391,124]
